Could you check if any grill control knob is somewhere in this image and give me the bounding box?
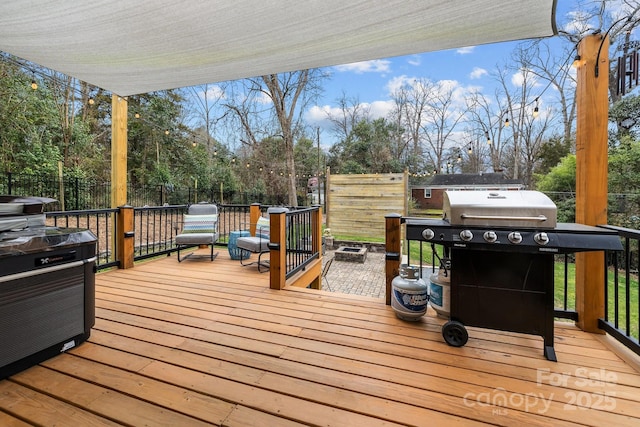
[534,232,549,245]
[508,231,523,244]
[483,231,497,243]
[422,228,435,240]
[459,230,473,241]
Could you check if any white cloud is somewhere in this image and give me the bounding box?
[202,85,225,101]
[407,55,421,66]
[510,68,541,88]
[367,100,395,118]
[334,59,391,74]
[385,74,414,94]
[469,67,488,79]
[457,46,475,55]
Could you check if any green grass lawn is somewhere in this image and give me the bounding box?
[554,261,638,339]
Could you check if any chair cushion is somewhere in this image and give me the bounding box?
[175,232,218,245]
[236,236,269,253]
[182,214,218,233]
[188,203,218,215]
[256,216,270,237]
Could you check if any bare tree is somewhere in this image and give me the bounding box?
[420,80,470,172]
[389,78,431,172]
[224,70,324,206]
[514,40,577,146]
[325,91,370,143]
[185,83,227,153]
[466,89,511,173]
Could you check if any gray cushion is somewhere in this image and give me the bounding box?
[188,203,218,215]
[176,232,219,245]
[236,236,269,253]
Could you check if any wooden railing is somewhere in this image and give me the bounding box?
[45,203,323,290]
[246,204,323,290]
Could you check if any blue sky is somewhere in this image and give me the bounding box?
[304,0,581,145]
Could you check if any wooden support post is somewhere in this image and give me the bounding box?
[308,205,323,290]
[269,208,288,290]
[111,95,128,208]
[111,95,128,266]
[116,205,134,269]
[385,213,402,305]
[249,203,261,236]
[575,34,609,333]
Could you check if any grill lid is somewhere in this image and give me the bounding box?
[443,190,557,229]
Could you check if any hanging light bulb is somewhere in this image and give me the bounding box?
[505,118,510,127]
[457,153,462,162]
[164,129,170,135]
[88,97,95,105]
[134,113,140,119]
[533,98,539,118]
[30,79,38,90]
[468,146,472,155]
[485,130,491,145]
[572,54,581,68]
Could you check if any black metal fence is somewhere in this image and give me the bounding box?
[1,172,316,210]
[600,225,640,357]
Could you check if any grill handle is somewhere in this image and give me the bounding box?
[460,213,548,222]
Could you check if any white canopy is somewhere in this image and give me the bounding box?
[0,0,557,96]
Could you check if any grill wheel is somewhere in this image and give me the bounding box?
[442,320,468,347]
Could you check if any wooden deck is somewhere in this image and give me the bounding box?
[1,250,640,426]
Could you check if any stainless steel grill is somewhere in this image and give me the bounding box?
[406,190,623,361]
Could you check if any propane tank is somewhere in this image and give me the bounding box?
[391,265,429,321]
[429,258,451,318]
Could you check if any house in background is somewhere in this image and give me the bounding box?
[411,172,524,210]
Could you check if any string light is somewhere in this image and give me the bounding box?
[533,97,539,118]
[30,79,38,90]
[485,130,491,145]
[504,118,510,127]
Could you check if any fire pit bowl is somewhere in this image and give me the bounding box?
[334,246,367,263]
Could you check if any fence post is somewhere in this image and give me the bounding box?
[249,203,261,236]
[116,205,135,269]
[75,177,80,210]
[269,208,288,290]
[385,213,402,305]
[308,205,323,290]
[7,172,12,195]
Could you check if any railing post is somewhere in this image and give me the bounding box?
[385,213,402,305]
[117,205,135,269]
[249,203,261,236]
[575,33,610,334]
[269,208,288,290]
[307,205,323,290]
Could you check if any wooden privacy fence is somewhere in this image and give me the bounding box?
[326,171,408,239]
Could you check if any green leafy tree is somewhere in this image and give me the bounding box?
[536,154,576,222]
[608,136,640,227]
[329,118,403,174]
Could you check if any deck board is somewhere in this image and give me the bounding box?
[1,252,639,426]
